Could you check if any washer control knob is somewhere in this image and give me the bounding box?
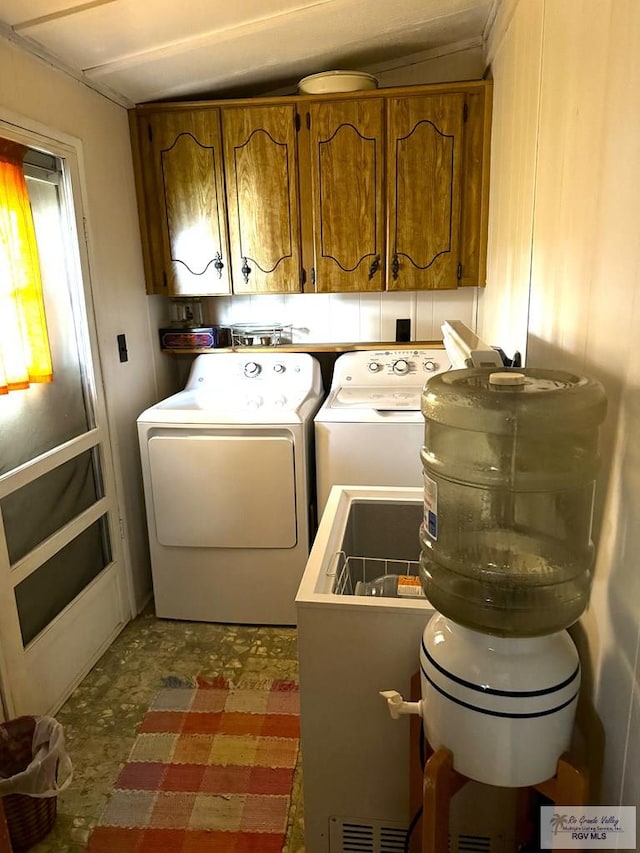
[368,361,382,373]
[423,359,439,373]
[273,363,286,374]
[244,361,261,377]
[392,359,410,376]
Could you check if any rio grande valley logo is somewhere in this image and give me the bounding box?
[541,807,636,849]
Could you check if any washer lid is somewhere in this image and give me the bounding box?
[333,386,423,410]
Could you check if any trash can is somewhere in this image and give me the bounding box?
[0,716,73,851]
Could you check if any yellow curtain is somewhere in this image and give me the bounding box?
[0,139,53,395]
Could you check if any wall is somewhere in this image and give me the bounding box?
[485,0,640,807]
[0,36,176,611]
[206,45,487,348]
[206,289,479,347]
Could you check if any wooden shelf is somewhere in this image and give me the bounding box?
[163,340,445,355]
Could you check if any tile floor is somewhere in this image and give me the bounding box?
[26,606,305,852]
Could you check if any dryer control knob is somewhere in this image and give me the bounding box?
[273,363,286,374]
[244,361,261,377]
[392,359,410,376]
[368,361,382,373]
[423,359,439,372]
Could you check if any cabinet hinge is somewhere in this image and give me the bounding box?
[301,267,307,287]
[457,263,463,280]
[162,271,168,288]
[463,103,469,122]
[295,113,301,132]
[147,123,153,142]
[311,267,316,287]
[306,113,311,130]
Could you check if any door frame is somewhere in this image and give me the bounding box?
[0,111,134,719]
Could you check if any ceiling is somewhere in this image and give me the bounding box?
[0,0,495,108]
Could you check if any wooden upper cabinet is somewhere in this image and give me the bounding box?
[458,85,492,288]
[306,99,385,293]
[129,81,491,298]
[386,93,466,291]
[222,105,301,294]
[146,109,231,296]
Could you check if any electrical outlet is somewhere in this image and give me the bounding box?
[395,318,411,342]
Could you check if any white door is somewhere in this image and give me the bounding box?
[0,120,132,718]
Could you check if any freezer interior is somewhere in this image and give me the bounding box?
[333,499,423,595]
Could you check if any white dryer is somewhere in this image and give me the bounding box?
[314,348,449,516]
[137,352,323,625]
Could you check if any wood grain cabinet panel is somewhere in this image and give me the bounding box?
[386,93,465,290]
[137,109,231,296]
[129,81,491,298]
[307,99,385,292]
[222,105,302,294]
[129,112,165,294]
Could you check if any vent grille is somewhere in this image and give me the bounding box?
[454,834,492,853]
[330,817,409,853]
[380,825,409,851]
[331,819,500,853]
[342,822,374,852]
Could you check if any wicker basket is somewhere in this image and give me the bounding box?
[0,716,57,851]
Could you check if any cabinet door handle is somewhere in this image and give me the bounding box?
[214,252,224,279]
[241,257,252,284]
[392,253,400,281]
[368,255,380,280]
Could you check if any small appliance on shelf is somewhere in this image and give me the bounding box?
[158,327,230,350]
[159,297,230,350]
[230,323,292,347]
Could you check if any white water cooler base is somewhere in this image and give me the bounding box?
[420,613,581,788]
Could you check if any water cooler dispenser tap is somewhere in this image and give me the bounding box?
[379,690,422,719]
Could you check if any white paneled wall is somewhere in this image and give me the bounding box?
[485,0,640,807]
[479,0,543,363]
[205,289,479,345]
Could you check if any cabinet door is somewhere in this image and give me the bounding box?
[222,105,301,294]
[387,93,465,290]
[148,109,231,296]
[129,112,164,294]
[307,99,385,292]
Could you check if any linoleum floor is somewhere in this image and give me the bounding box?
[26,606,305,852]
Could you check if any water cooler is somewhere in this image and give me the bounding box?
[384,362,607,802]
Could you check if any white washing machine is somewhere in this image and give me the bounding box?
[314,347,450,517]
[137,352,323,625]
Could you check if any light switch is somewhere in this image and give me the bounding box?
[117,333,128,363]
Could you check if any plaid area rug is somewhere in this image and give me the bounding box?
[86,676,300,853]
